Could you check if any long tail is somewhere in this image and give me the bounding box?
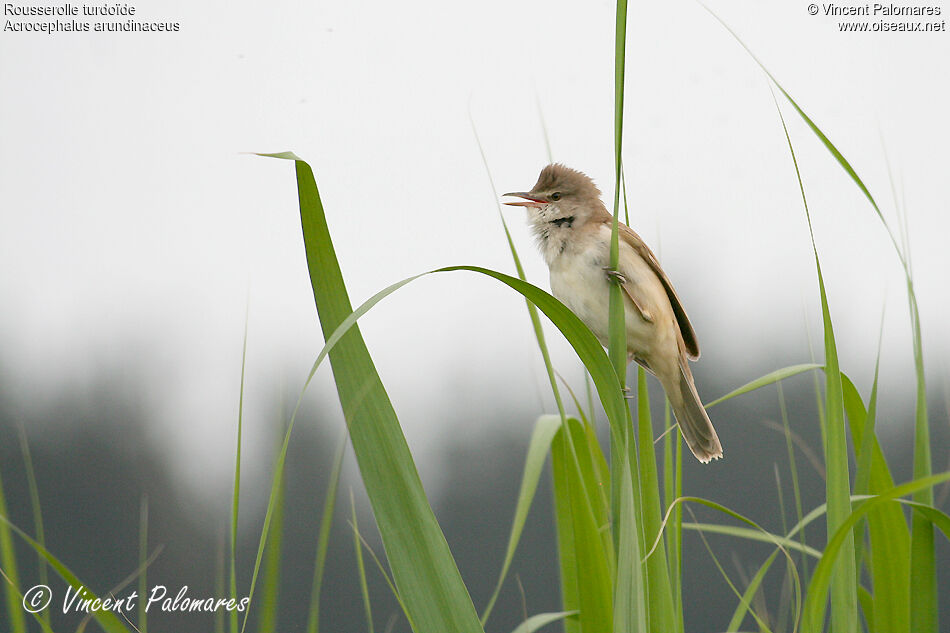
[668,359,722,463]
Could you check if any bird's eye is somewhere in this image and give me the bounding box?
[550,192,562,201]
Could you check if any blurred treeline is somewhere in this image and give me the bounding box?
[1,358,947,633]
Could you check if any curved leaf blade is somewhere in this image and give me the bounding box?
[262,153,484,633]
[481,415,562,625]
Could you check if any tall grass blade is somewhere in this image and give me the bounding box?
[16,424,50,630]
[557,374,592,428]
[608,0,629,381]
[707,12,937,628]
[580,415,611,521]
[475,95,594,633]
[773,95,858,633]
[801,472,950,630]
[216,536,226,633]
[897,214,935,633]
[777,381,810,587]
[613,453,647,633]
[908,289,935,631]
[851,316,885,498]
[241,433,292,633]
[305,432,347,633]
[662,401,684,633]
[481,415,562,626]
[841,374,909,633]
[260,153,484,633]
[690,519,774,633]
[552,420,613,633]
[0,514,131,633]
[566,420,613,560]
[350,490,374,633]
[726,549,780,632]
[649,496,804,633]
[0,472,26,633]
[230,314,249,633]
[469,117,567,420]
[552,434,580,633]
[257,153,660,633]
[257,422,287,633]
[702,8,894,248]
[138,495,148,633]
[879,157,930,537]
[705,364,823,409]
[635,370,676,632]
[353,524,414,629]
[609,8,651,629]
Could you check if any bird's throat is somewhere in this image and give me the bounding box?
[530,219,574,266]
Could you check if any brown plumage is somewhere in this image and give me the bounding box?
[504,164,722,462]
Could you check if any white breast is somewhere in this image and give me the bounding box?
[547,224,675,359]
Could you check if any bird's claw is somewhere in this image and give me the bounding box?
[622,386,635,400]
[603,267,627,285]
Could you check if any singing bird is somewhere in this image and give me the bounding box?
[504,164,722,463]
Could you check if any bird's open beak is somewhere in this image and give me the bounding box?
[502,192,546,208]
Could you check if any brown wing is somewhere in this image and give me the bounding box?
[617,223,701,361]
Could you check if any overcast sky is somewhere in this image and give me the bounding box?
[2,0,948,499]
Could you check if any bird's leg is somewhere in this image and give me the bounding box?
[603,266,627,285]
[603,266,654,323]
[603,271,643,401]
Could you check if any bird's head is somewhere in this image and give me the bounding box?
[503,163,604,230]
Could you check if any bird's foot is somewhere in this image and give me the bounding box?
[603,267,627,285]
[622,385,635,400]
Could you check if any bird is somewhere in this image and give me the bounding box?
[504,163,722,463]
